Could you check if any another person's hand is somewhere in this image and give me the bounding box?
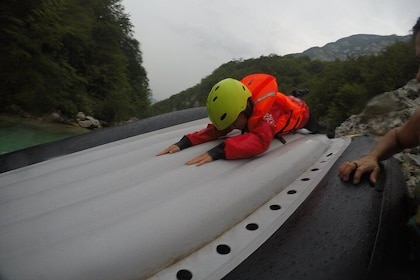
[156,144,181,156]
[338,155,381,185]
[185,152,213,166]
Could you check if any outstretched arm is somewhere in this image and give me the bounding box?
[156,124,230,160]
[339,109,420,184]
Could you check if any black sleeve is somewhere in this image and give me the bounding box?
[174,136,193,150]
[207,142,226,160]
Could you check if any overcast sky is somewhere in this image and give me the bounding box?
[122,0,419,101]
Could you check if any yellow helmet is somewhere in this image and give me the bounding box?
[206,78,252,130]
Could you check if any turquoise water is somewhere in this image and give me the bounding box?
[0,115,89,155]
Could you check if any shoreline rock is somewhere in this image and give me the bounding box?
[76,112,102,129]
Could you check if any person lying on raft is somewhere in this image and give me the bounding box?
[157,73,334,166]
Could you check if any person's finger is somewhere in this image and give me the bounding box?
[195,159,207,166]
[156,145,180,156]
[186,153,212,166]
[352,162,375,184]
[369,166,380,185]
[186,159,201,165]
[353,160,381,184]
[168,146,180,154]
[156,148,170,156]
[195,156,212,166]
[185,157,200,165]
[338,161,356,181]
[352,167,364,184]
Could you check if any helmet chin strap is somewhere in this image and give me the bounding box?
[240,100,253,134]
[243,99,253,118]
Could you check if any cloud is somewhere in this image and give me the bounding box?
[123,0,419,101]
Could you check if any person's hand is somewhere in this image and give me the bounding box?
[338,155,381,185]
[156,144,181,156]
[185,152,213,166]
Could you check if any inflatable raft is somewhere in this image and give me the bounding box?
[0,108,410,280]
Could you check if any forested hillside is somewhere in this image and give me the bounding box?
[0,0,150,123]
[151,41,418,127]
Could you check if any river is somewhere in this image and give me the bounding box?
[0,115,90,155]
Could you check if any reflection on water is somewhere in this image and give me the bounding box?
[0,115,89,155]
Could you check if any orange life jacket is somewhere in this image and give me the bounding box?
[240,74,309,135]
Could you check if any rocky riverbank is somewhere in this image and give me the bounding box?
[4,104,106,130]
[335,79,420,194]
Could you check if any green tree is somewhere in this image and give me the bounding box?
[359,41,416,97]
[325,82,368,126]
[0,0,150,123]
[0,0,69,112]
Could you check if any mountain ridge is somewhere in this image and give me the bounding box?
[292,33,410,61]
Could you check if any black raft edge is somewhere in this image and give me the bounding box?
[223,136,413,280]
[0,107,207,173]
